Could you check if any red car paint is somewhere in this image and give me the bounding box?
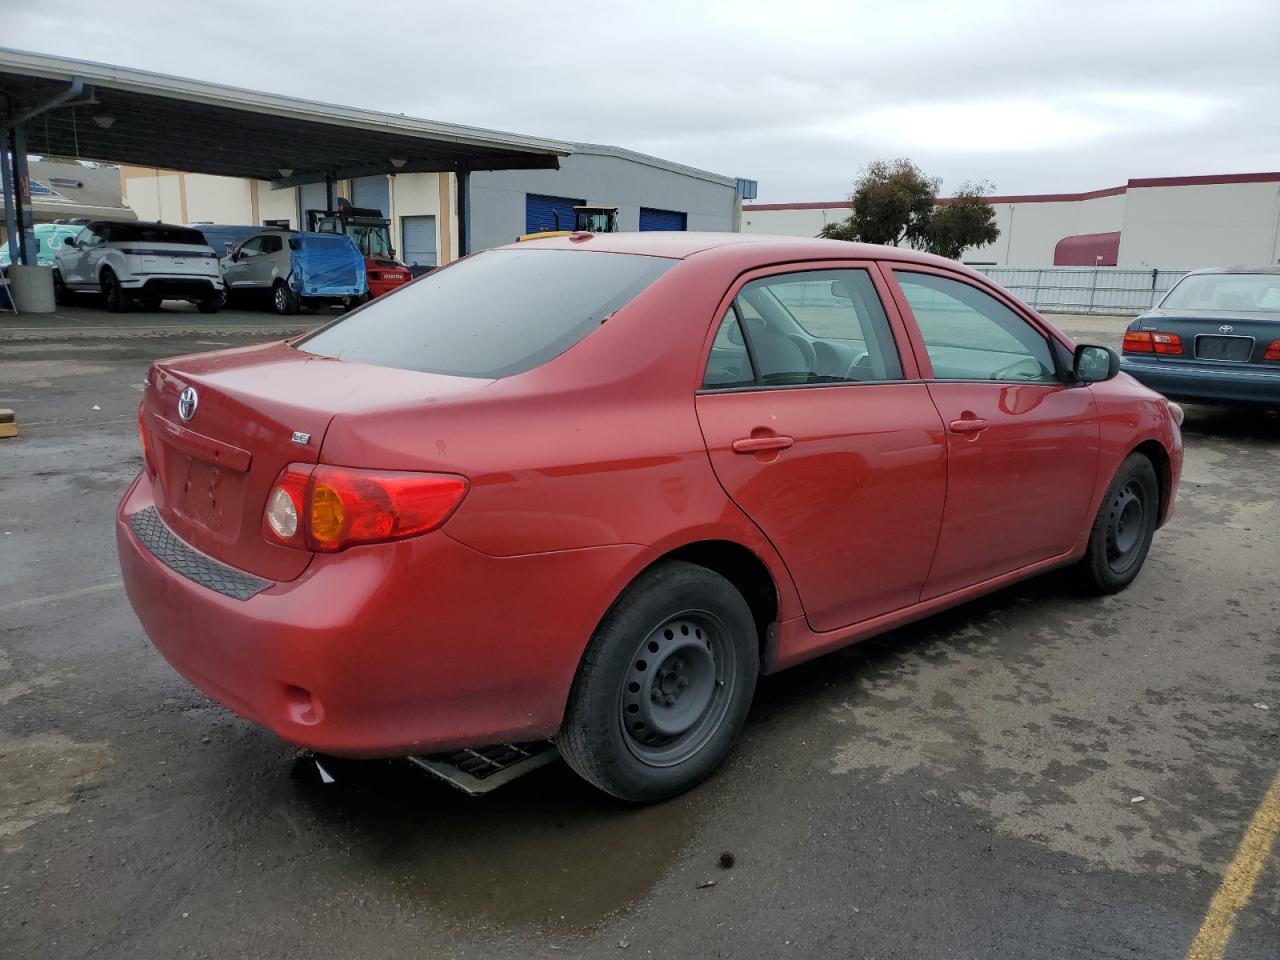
[116,233,1182,757]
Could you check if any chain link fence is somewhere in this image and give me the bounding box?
[973,267,1190,316]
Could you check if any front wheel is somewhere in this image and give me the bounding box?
[52,270,70,305]
[1078,452,1159,594]
[556,561,758,802]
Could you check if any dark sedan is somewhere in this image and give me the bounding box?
[1120,267,1280,406]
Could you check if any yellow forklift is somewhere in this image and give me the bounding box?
[518,205,619,241]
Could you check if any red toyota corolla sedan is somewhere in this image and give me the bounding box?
[117,233,1183,802]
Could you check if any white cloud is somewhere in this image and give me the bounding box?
[4,0,1277,201]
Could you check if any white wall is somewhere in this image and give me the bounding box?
[1118,181,1280,268]
[740,205,851,236]
[184,175,253,224]
[123,171,183,222]
[257,183,298,227]
[388,172,443,261]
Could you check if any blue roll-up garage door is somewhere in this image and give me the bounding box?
[526,194,583,235]
[639,208,687,231]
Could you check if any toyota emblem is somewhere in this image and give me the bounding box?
[178,386,199,422]
[1219,324,1234,334]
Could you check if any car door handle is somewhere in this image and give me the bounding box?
[948,418,989,434]
[732,435,795,453]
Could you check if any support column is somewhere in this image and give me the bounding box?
[11,122,33,266]
[0,138,17,264]
[456,168,470,257]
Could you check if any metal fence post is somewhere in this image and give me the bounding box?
[1033,269,1043,310]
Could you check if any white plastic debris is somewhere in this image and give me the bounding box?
[1130,795,1146,803]
[92,404,101,411]
[1254,703,1270,711]
[315,760,335,784]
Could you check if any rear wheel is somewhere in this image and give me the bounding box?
[196,292,222,314]
[52,270,69,305]
[556,561,758,802]
[101,268,130,313]
[272,281,298,316]
[1078,452,1159,594]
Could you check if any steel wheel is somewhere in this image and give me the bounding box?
[619,611,736,767]
[1105,479,1146,573]
[273,284,289,313]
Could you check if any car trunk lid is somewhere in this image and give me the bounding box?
[141,341,488,581]
[1137,310,1280,366]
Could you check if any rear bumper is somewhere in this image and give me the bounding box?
[1121,357,1280,405]
[122,276,223,298]
[116,471,646,757]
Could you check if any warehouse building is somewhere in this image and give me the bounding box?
[743,171,1280,269]
[2,49,752,278]
[120,144,748,273]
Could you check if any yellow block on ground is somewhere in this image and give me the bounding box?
[0,409,16,439]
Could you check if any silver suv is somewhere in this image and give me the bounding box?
[53,221,223,313]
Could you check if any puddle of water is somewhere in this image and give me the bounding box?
[287,753,707,931]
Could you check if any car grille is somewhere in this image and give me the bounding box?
[131,506,271,601]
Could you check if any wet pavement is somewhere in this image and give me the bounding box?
[2,308,1277,958]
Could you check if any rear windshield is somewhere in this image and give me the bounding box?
[109,223,208,246]
[298,248,676,378]
[1161,273,1280,312]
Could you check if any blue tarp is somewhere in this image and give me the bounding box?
[290,233,366,298]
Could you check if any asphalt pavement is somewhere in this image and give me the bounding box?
[1,305,1277,959]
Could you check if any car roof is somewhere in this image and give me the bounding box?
[502,231,970,270]
[1184,265,1280,276]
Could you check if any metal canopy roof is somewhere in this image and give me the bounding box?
[0,48,572,185]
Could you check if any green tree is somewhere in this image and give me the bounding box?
[921,180,1000,260]
[820,160,1000,261]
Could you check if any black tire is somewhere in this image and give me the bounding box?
[101,268,130,313]
[52,270,70,305]
[1078,452,1160,594]
[272,281,299,316]
[556,561,758,802]
[196,293,222,314]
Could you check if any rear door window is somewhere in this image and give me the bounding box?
[702,268,903,388]
[299,248,676,379]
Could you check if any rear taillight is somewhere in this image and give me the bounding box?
[263,465,468,552]
[138,405,157,477]
[1122,331,1153,353]
[1265,340,1280,362]
[1122,331,1182,355]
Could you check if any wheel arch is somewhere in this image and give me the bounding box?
[610,539,783,671]
[1131,438,1173,525]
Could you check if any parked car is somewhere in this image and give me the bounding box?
[1120,266,1280,406]
[188,223,269,259]
[53,221,223,313]
[219,229,367,315]
[117,234,1183,802]
[0,222,83,268]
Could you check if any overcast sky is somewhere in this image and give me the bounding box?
[7,0,1279,202]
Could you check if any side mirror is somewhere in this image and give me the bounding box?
[1073,344,1119,383]
[63,236,77,247]
[224,242,237,257]
[829,279,853,300]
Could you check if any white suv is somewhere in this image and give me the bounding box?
[53,221,224,313]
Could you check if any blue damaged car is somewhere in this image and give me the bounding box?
[219,228,367,315]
